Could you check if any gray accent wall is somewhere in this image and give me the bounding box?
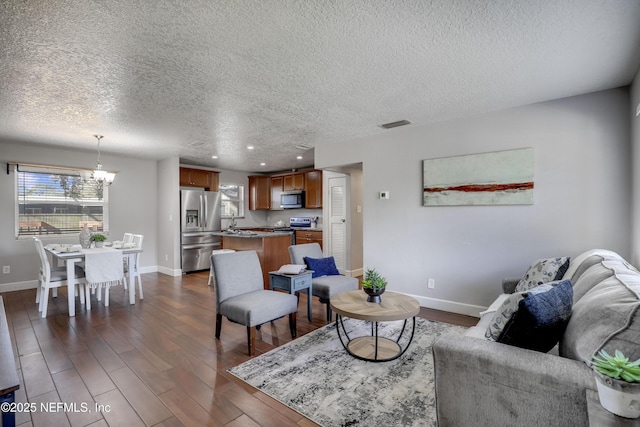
[315,88,632,315]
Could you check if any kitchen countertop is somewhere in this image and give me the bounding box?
[212,230,293,238]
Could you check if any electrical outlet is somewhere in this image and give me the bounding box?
[2,266,9,274]
[165,254,168,262]
[428,278,435,289]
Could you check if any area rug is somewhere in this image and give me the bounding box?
[228,317,466,427]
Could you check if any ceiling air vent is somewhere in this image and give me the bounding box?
[380,119,412,129]
[295,143,313,150]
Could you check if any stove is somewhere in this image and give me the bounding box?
[289,217,312,228]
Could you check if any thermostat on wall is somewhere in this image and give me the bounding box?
[379,191,390,199]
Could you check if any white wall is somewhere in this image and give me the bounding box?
[316,88,631,316]
[631,69,640,267]
[0,140,159,290]
[158,157,181,275]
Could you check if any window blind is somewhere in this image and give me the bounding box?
[15,166,109,237]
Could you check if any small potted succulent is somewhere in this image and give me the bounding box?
[591,349,640,418]
[90,233,107,248]
[362,268,387,303]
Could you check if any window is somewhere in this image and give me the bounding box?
[15,165,109,238]
[219,183,245,218]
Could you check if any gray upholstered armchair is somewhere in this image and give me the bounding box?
[288,243,359,321]
[212,250,298,355]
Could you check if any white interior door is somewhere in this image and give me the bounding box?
[327,175,347,272]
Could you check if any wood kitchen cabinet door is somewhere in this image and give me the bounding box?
[304,170,322,208]
[179,168,192,187]
[296,230,322,249]
[189,169,211,188]
[283,173,305,191]
[270,176,284,210]
[179,167,219,191]
[249,175,271,210]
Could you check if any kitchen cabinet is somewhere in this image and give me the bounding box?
[296,229,322,249]
[249,169,322,211]
[270,176,284,210]
[304,170,322,208]
[283,173,305,191]
[222,233,292,289]
[248,175,271,210]
[180,167,219,191]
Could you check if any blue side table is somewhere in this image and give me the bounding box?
[269,271,313,321]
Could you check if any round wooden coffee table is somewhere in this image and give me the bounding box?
[330,290,420,362]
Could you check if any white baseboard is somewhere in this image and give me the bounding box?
[139,265,157,274]
[0,280,38,293]
[157,265,182,276]
[404,292,484,318]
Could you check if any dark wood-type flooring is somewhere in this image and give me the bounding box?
[2,271,478,427]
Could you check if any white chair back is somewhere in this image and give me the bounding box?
[33,237,51,282]
[132,234,144,249]
[123,233,134,243]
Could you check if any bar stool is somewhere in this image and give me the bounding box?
[208,249,236,288]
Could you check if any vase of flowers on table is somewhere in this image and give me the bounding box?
[90,233,107,248]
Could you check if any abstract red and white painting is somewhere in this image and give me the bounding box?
[423,148,534,206]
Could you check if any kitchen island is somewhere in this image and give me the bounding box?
[212,230,293,289]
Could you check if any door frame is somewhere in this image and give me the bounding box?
[322,167,363,278]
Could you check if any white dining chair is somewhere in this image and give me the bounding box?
[120,232,134,290]
[33,238,86,318]
[123,234,144,299]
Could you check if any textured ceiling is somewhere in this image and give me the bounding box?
[1,0,640,173]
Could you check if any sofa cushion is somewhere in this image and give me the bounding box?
[515,257,570,292]
[560,257,640,363]
[486,280,573,352]
[304,256,340,278]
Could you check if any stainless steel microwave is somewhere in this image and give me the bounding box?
[281,191,304,209]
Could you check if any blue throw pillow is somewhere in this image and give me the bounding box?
[495,279,573,352]
[304,256,340,278]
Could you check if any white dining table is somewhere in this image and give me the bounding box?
[45,246,143,316]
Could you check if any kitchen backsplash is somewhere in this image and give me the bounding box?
[226,208,322,230]
[268,209,322,228]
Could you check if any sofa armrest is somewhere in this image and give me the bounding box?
[433,334,595,427]
[502,278,520,294]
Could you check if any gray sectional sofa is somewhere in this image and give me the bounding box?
[433,249,640,426]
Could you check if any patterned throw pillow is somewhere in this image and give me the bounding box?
[515,257,570,292]
[486,280,573,352]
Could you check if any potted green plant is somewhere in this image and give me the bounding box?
[591,349,640,418]
[90,233,107,248]
[362,268,387,303]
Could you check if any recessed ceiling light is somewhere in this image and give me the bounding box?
[211,155,218,159]
[247,146,255,150]
[296,156,303,160]
[380,119,412,129]
[260,162,266,166]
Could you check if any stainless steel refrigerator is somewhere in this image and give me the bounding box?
[180,188,222,272]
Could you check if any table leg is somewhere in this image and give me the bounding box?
[128,253,135,305]
[306,284,312,321]
[85,282,91,311]
[66,259,76,317]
